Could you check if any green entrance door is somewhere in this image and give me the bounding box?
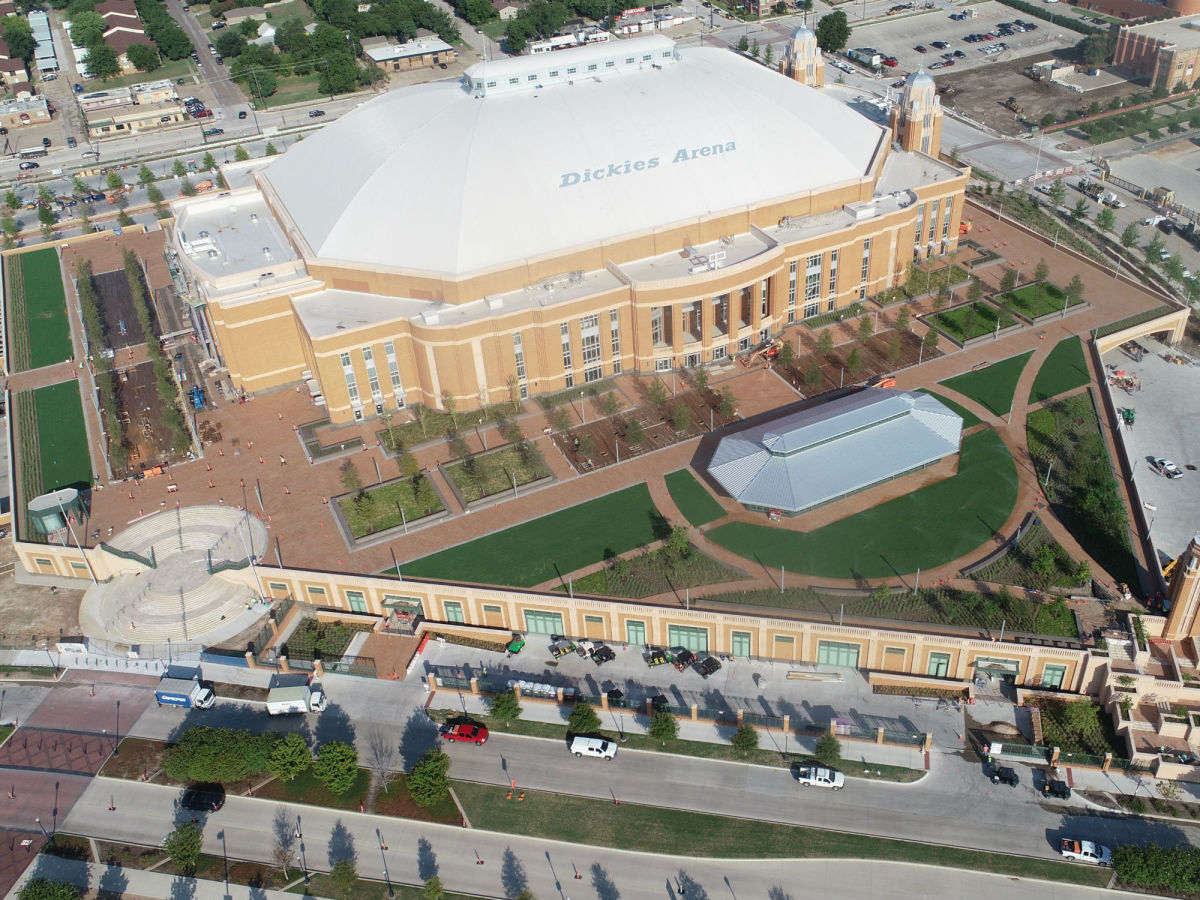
[626,621,646,646]
[730,631,751,658]
[817,640,860,668]
[523,610,564,635]
[667,625,709,653]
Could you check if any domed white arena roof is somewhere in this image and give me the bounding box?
[260,36,886,277]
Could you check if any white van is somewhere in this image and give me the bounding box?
[569,736,617,760]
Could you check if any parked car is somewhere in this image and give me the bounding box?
[1042,779,1071,799]
[670,647,696,670]
[694,656,722,678]
[913,44,927,52]
[66,136,76,148]
[308,109,326,118]
[650,694,669,713]
[238,110,248,119]
[203,128,224,137]
[441,721,489,744]
[73,83,84,94]
[41,137,50,147]
[605,688,627,708]
[953,50,966,58]
[180,782,225,811]
[931,40,949,49]
[84,192,105,203]
[18,161,38,170]
[1153,458,1183,478]
[592,645,616,665]
[1060,838,1111,865]
[569,736,617,760]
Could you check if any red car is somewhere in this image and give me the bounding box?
[442,722,489,744]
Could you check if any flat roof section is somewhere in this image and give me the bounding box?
[174,190,300,282]
[1123,14,1200,45]
[708,388,963,514]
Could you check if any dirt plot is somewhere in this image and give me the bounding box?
[782,328,943,394]
[551,389,738,473]
[92,268,157,352]
[936,55,1136,138]
[0,540,85,644]
[99,361,189,478]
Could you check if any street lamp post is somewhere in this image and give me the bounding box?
[113,700,120,756]
[34,818,48,839]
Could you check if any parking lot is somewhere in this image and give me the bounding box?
[1102,336,1200,570]
[847,1,1075,81]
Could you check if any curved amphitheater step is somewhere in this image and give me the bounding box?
[108,506,268,565]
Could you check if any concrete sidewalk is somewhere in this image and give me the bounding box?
[7,855,335,900]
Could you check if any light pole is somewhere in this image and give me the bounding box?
[34,817,48,838]
[113,700,120,756]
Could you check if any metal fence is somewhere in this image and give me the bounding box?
[323,654,377,678]
[696,706,739,725]
[882,729,925,747]
[743,712,785,729]
[1111,757,1155,773]
[996,743,1053,763]
[1058,750,1108,768]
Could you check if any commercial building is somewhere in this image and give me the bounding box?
[0,95,50,129]
[362,32,457,70]
[169,34,966,426]
[1113,14,1200,89]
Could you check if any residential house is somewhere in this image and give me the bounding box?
[362,30,456,71]
[0,38,29,89]
[222,6,267,26]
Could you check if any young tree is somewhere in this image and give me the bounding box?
[750,38,759,58]
[1047,178,1066,207]
[763,43,774,66]
[1070,198,1090,222]
[804,361,822,391]
[814,731,842,767]
[163,823,203,875]
[2,214,19,249]
[814,9,850,52]
[3,190,18,210]
[776,340,795,364]
[857,316,873,341]
[967,279,984,303]
[692,365,709,393]
[424,877,446,900]
[312,740,359,796]
[1033,258,1050,282]
[895,306,911,331]
[137,164,155,186]
[817,329,834,357]
[999,268,1017,293]
[845,347,862,375]
[147,184,164,204]
[599,391,622,416]
[264,141,278,156]
[408,747,451,807]
[933,286,948,312]
[268,731,311,782]
[1120,221,1140,254]
[37,204,54,240]
[672,403,692,433]
[330,858,358,895]
[106,170,124,192]
[1066,274,1084,300]
[172,159,187,178]
[489,688,522,722]
[625,418,644,448]
[1096,206,1116,234]
[886,331,901,362]
[648,709,678,744]
[1145,232,1166,264]
[202,151,217,171]
[647,377,668,406]
[922,328,939,353]
[234,145,250,161]
[731,723,759,755]
[666,523,689,557]
[567,700,601,735]
[339,459,362,493]
[962,304,979,337]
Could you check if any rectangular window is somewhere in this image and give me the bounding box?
[383,341,404,405]
[560,321,573,381]
[650,307,664,346]
[805,253,821,302]
[731,631,751,658]
[915,204,925,246]
[817,641,861,668]
[508,77,518,85]
[548,70,558,77]
[306,585,326,601]
[626,620,646,645]
[788,260,797,308]
[667,624,709,653]
[739,286,753,327]
[928,652,950,678]
[884,646,905,657]
[581,313,602,382]
[341,352,360,405]
[609,308,621,374]
[928,199,939,244]
[587,63,597,71]
[1042,664,1067,690]
[346,590,368,613]
[803,301,819,319]
[860,238,871,299]
[942,203,952,240]
[567,67,576,74]
[828,248,838,296]
[443,601,464,623]
[523,609,565,634]
[655,357,672,372]
[712,294,729,337]
[760,278,769,318]
[70,560,88,571]
[362,347,381,402]
[585,614,604,624]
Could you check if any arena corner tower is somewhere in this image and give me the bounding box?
[169,34,968,425]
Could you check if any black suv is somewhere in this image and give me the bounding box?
[671,648,696,670]
[694,656,722,679]
[180,782,226,811]
[592,645,616,666]
[1043,779,1071,799]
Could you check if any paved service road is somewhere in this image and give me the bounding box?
[61,777,1123,900]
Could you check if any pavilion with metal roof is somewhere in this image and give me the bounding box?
[707,388,963,515]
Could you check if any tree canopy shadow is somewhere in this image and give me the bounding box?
[417,837,438,880]
[327,819,356,867]
[500,847,529,898]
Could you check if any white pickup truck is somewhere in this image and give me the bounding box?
[795,765,845,790]
[1060,838,1112,866]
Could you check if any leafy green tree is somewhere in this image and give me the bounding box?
[1096,206,1115,234]
[137,164,155,186]
[17,880,80,900]
[268,731,311,782]
[163,823,203,875]
[967,279,983,303]
[424,877,445,900]
[672,403,692,432]
[737,33,748,52]
[84,42,119,79]
[146,184,164,204]
[648,709,678,743]
[4,190,18,210]
[999,268,1017,293]
[106,170,123,191]
[172,159,187,178]
[1145,232,1166,264]
[330,858,358,895]
[1047,179,1066,206]
[1033,258,1050,282]
[37,202,54,229]
[814,10,850,52]
[895,306,910,331]
[844,347,861,375]
[886,331,901,362]
[922,328,939,353]
[814,731,842,766]
[1066,274,1085,301]
[214,28,246,58]
[264,141,278,156]
[234,145,250,161]
[408,747,451,807]
[804,361,822,391]
[1165,254,1186,283]
[775,340,794,364]
[2,214,18,249]
[1120,221,1140,254]
[490,688,522,722]
[127,42,160,71]
[857,316,873,341]
[646,377,668,406]
[1070,198,1089,222]
[2,16,36,63]
[599,391,622,416]
[312,741,359,796]
[1039,112,1056,129]
[202,151,216,171]
[817,329,834,357]
[70,10,105,47]
[666,523,689,557]
[731,723,759,755]
[567,700,601,735]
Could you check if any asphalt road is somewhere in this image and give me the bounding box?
[59,777,1127,900]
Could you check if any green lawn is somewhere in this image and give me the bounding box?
[996,282,1082,320]
[403,483,664,587]
[100,58,194,89]
[289,874,478,900]
[706,429,1017,579]
[33,382,92,492]
[451,782,1110,887]
[338,477,445,539]
[938,350,1034,416]
[1028,337,1090,404]
[253,766,371,811]
[12,248,72,370]
[664,469,726,527]
[479,19,507,40]
[258,74,323,109]
[915,389,982,428]
[442,444,551,504]
[929,302,1018,342]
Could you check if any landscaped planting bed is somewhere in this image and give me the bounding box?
[564,545,747,598]
[442,442,551,504]
[967,519,1089,591]
[928,302,1018,342]
[337,475,445,539]
[282,618,373,661]
[6,248,72,371]
[995,282,1081,320]
[1024,696,1123,756]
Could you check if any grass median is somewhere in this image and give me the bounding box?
[453,781,1111,887]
